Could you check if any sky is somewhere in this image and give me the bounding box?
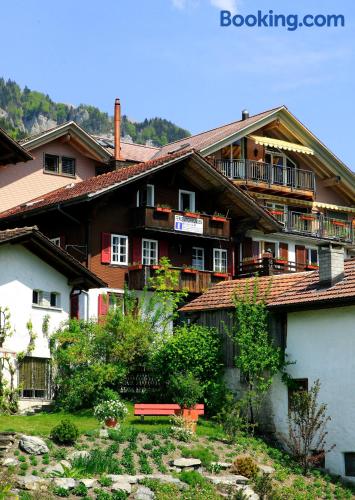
[1,0,354,166]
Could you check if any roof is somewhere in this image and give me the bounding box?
[0,226,106,289]
[154,107,284,158]
[0,150,281,233]
[0,128,33,165]
[180,272,306,312]
[181,260,355,313]
[94,136,159,163]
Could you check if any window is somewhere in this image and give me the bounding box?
[19,356,51,399]
[288,378,308,411]
[344,453,355,476]
[179,190,195,212]
[44,154,76,177]
[213,248,227,273]
[192,247,204,270]
[136,184,155,207]
[50,237,61,247]
[306,248,318,265]
[142,239,158,265]
[32,290,61,309]
[111,234,128,265]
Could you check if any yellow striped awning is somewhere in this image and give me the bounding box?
[249,135,314,155]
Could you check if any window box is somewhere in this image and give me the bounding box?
[306,264,318,270]
[182,268,198,274]
[211,216,226,222]
[155,206,172,214]
[269,210,284,216]
[300,215,315,221]
[213,272,229,278]
[150,264,163,270]
[184,212,199,219]
[332,221,347,227]
[128,264,143,271]
[275,259,287,265]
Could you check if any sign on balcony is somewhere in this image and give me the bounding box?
[174,215,203,234]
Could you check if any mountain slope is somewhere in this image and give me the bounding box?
[0,78,190,146]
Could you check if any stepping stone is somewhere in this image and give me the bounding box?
[53,477,77,490]
[172,458,201,468]
[111,481,132,494]
[258,464,275,474]
[204,474,249,485]
[135,485,155,499]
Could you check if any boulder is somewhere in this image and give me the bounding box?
[44,463,64,476]
[108,474,143,484]
[19,435,49,455]
[2,457,19,466]
[80,478,97,488]
[53,477,77,490]
[236,485,259,500]
[16,475,50,491]
[172,458,201,468]
[135,485,156,500]
[111,481,132,494]
[258,464,275,474]
[68,450,90,461]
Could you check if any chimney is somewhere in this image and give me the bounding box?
[242,109,249,121]
[318,244,345,287]
[114,98,121,161]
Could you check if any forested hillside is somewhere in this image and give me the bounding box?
[0,78,190,146]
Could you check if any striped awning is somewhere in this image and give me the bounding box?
[249,135,314,155]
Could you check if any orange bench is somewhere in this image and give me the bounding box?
[134,403,204,421]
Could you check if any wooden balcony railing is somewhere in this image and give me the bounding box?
[237,255,318,279]
[287,211,353,242]
[127,265,230,294]
[215,159,315,193]
[133,207,230,239]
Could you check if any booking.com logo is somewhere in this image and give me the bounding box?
[220,10,345,31]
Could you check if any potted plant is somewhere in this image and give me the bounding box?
[275,256,288,265]
[306,262,319,270]
[128,262,143,271]
[183,209,200,219]
[94,399,128,429]
[155,204,172,214]
[182,265,198,274]
[170,373,203,431]
[211,212,227,222]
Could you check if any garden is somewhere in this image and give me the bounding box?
[0,262,355,498]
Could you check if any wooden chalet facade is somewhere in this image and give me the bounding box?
[0,150,280,317]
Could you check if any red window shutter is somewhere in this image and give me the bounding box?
[70,294,79,319]
[279,242,289,260]
[98,293,109,317]
[101,233,111,264]
[158,240,169,260]
[132,237,142,264]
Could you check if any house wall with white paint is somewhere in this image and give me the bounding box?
[270,305,355,480]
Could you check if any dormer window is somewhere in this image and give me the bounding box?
[44,154,76,177]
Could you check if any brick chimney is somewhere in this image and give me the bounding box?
[319,244,344,287]
[114,98,121,161]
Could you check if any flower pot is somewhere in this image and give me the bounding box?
[300,215,315,221]
[332,221,346,227]
[182,268,198,274]
[184,212,199,218]
[306,265,318,270]
[151,265,163,270]
[128,264,143,271]
[156,207,172,214]
[269,210,284,216]
[105,418,118,428]
[211,216,226,222]
[213,272,229,278]
[275,259,287,265]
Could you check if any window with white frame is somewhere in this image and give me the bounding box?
[142,239,158,265]
[50,237,61,247]
[213,248,227,273]
[179,190,195,212]
[192,247,204,270]
[306,247,318,265]
[111,234,128,265]
[136,184,155,207]
[32,290,61,309]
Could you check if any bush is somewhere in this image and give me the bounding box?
[180,445,217,467]
[53,486,70,497]
[72,482,89,497]
[179,470,209,488]
[170,415,194,442]
[50,419,79,445]
[231,456,258,478]
[253,473,274,500]
[169,372,203,409]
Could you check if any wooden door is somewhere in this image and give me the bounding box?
[295,245,307,270]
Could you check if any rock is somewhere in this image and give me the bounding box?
[111,481,132,494]
[172,458,201,468]
[2,457,19,466]
[211,461,232,470]
[236,485,259,500]
[99,429,109,438]
[19,435,49,455]
[135,485,155,500]
[107,474,143,484]
[204,474,249,485]
[60,459,72,469]
[53,478,77,490]
[142,474,188,490]
[258,464,275,474]
[44,463,64,476]
[68,450,90,461]
[80,478,97,488]
[16,475,50,491]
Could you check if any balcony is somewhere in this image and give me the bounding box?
[215,159,315,196]
[127,265,230,294]
[237,255,318,279]
[287,211,353,243]
[132,207,230,240]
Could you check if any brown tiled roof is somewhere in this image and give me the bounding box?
[94,137,159,163]
[0,149,197,220]
[0,226,38,241]
[154,107,283,158]
[269,259,355,308]
[180,272,307,312]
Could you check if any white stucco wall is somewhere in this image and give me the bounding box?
[270,305,355,480]
[0,244,71,404]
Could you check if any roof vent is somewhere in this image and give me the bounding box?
[65,183,75,189]
[242,109,249,121]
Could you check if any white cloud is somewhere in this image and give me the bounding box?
[210,0,237,11]
[171,0,187,8]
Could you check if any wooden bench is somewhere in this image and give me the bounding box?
[134,403,204,421]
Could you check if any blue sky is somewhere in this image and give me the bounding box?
[1,0,354,166]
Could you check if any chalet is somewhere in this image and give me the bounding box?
[180,245,355,481]
[0,149,281,318]
[0,226,105,410]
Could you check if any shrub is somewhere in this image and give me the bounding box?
[99,476,113,487]
[50,419,79,445]
[73,448,122,475]
[216,393,250,442]
[180,445,217,467]
[179,470,209,488]
[72,482,89,497]
[169,372,203,409]
[52,486,70,497]
[231,456,258,478]
[253,473,274,500]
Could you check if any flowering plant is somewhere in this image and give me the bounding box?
[93,399,128,423]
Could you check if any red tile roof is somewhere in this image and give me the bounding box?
[154,107,283,158]
[181,260,355,313]
[94,138,159,163]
